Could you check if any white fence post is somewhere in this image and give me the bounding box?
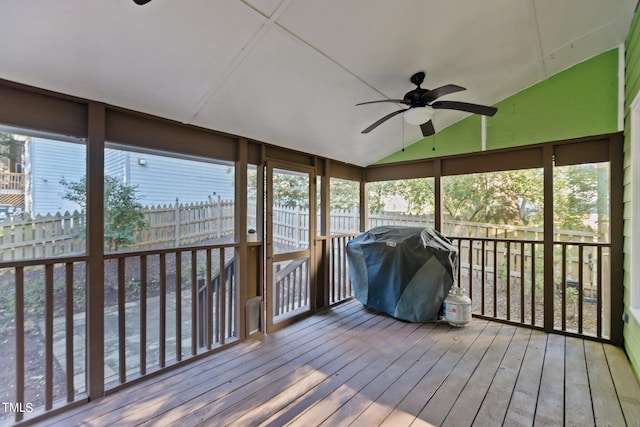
[174,198,180,247]
[216,195,222,238]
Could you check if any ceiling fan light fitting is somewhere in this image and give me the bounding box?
[404,106,433,125]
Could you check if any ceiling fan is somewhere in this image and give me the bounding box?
[357,71,497,137]
[133,0,152,4]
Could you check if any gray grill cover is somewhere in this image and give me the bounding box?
[346,226,458,322]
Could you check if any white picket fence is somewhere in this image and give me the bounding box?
[0,211,85,260]
[0,200,602,260]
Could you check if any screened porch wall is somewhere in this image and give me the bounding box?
[0,76,628,425]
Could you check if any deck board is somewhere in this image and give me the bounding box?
[585,340,628,426]
[341,324,453,426]
[441,325,516,427]
[191,317,407,426]
[604,344,640,426]
[31,299,640,427]
[503,330,546,426]
[313,324,442,427]
[378,320,488,427]
[142,305,392,426]
[471,326,531,426]
[416,322,502,426]
[244,321,425,426]
[534,333,565,426]
[565,337,595,426]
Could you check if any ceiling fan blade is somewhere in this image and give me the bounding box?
[420,120,436,137]
[432,101,497,117]
[356,99,409,106]
[422,84,466,103]
[361,109,407,133]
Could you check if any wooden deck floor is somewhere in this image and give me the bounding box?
[36,299,640,427]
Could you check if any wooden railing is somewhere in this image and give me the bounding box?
[273,258,309,318]
[270,233,356,317]
[0,256,88,423]
[103,243,238,386]
[452,238,542,327]
[270,233,357,316]
[329,234,357,305]
[0,243,239,424]
[451,236,611,339]
[553,241,610,338]
[0,172,25,193]
[197,258,236,349]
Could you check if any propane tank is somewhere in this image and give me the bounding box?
[444,286,472,327]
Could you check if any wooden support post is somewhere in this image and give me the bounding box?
[318,159,330,310]
[360,169,368,232]
[609,133,624,345]
[308,157,317,313]
[236,138,249,339]
[543,144,554,333]
[432,159,442,232]
[86,102,105,400]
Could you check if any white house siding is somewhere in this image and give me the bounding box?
[28,137,86,216]
[119,149,235,206]
[104,149,127,183]
[28,140,235,216]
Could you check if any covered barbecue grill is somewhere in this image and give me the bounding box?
[346,226,458,322]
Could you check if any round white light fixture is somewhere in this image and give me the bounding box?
[404,106,434,125]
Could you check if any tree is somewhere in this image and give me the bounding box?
[272,172,310,208]
[252,163,601,234]
[248,169,363,212]
[0,133,21,160]
[61,176,147,251]
[553,163,606,232]
[368,170,544,227]
[367,180,395,214]
[329,179,360,211]
[442,169,543,226]
[368,179,435,215]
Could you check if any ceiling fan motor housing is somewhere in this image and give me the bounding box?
[357,71,496,137]
[406,72,429,107]
[404,88,429,107]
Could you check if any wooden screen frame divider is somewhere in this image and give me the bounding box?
[366,132,624,345]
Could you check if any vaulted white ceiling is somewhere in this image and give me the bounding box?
[0,0,636,166]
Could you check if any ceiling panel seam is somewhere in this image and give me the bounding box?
[528,0,547,79]
[186,0,295,124]
[272,18,388,100]
[543,20,620,63]
[241,0,390,99]
[241,0,294,23]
